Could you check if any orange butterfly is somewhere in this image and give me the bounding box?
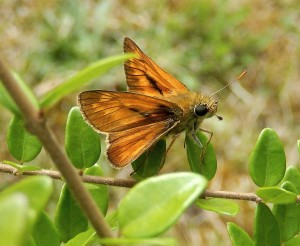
[78,38,237,168]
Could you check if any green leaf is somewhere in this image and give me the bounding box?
[65,229,97,246]
[84,164,109,215]
[272,182,300,242]
[281,181,298,194]
[254,203,280,246]
[1,71,40,115]
[25,237,36,246]
[55,180,108,243]
[0,194,29,246]
[40,53,134,108]
[297,140,300,157]
[84,163,104,176]
[273,203,300,242]
[283,166,300,194]
[7,116,42,162]
[32,211,60,246]
[227,222,254,246]
[185,131,217,180]
[2,160,42,175]
[196,198,239,216]
[256,187,297,204]
[118,172,207,238]
[105,211,119,230]
[13,72,40,111]
[132,139,166,179]
[284,235,300,246]
[85,183,109,216]
[84,165,109,215]
[249,128,286,187]
[54,184,88,243]
[0,71,39,115]
[65,107,101,168]
[0,176,53,228]
[0,82,20,115]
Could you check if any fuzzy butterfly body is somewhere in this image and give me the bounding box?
[78,38,219,168]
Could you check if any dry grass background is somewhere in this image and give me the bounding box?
[1,0,300,245]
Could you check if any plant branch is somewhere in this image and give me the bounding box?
[0,163,136,188]
[3,162,298,203]
[0,58,113,239]
[203,190,262,203]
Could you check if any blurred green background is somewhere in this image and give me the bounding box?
[1,0,299,245]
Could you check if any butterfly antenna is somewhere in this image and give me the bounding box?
[210,70,247,97]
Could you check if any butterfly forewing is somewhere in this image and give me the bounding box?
[78,90,181,132]
[124,37,189,97]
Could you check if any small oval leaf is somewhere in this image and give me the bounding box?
[55,179,108,243]
[273,203,300,242]
[281,181,298,194]
[84,165,109,215]
[65,107,101,168]
[118,172,207,238]
[249,128,286,187]
[185,131,217,180]
[256,187,297,204]
[132,139,166,179]
[32,211,60,246]
[85,183,109,216]
[284,235,300,246]
[197,198,239,216]
[227,222,254,246]
[54,184,88,243]
[7,116,42,162]
[2,160,42,175]
[254,203,280,246]
[272,182,300,242]
[283,166,300,194]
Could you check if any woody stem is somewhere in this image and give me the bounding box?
[0,58,113,239]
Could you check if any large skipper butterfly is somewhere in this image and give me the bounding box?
[78,38,245,168]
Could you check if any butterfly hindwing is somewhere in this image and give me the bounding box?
[78,90,181,132]
[107,121,177,167]
[124,37,189,97]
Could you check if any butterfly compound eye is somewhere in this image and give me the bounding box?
[194,104,208,117]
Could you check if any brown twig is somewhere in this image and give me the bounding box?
[3,162,298,203]
[203,190,263,203]
[0,58,113,239]
[0,163,136,188]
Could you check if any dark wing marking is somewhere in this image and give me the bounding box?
[124,37,189,97]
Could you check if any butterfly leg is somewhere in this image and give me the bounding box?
[198,127,213,160]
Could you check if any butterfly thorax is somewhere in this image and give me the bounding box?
[165,92,218,134]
